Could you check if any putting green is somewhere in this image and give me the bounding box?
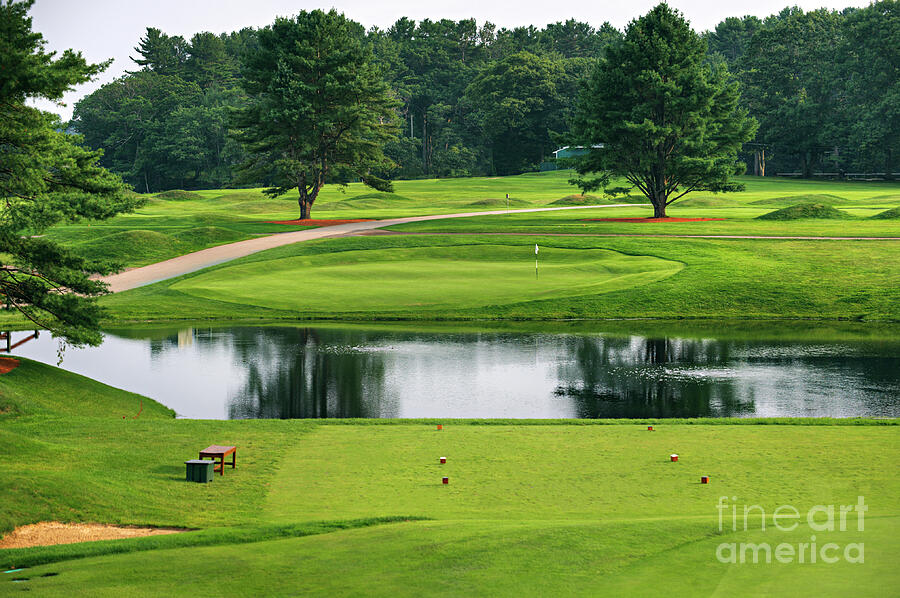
[169,244,683,312]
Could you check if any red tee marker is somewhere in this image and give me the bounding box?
[701,476,710,484]
[442,477,449,485]
[437,424,443,431]
[670,454,678,462]
[440,457,446,464]
[647,425,654,431]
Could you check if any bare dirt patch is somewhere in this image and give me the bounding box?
[265,218,375,226]
[0,357,19,375]
[0,522,187,548]
[581,217,727,223]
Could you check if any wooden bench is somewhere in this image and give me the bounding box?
[198,445,236,476]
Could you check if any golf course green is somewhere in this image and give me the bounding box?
[0,360,897,596]
[1,173,898,596]
[169,244,683,312]
[34,171,900,274]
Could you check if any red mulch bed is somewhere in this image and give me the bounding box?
[581,217,727,223]
[265,218,375,226]
[0,357,20,375]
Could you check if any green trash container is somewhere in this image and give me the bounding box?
[185,459,216,483]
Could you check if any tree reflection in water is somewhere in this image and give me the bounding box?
[554,336,756,418]
[224,328,393,419]
[122,326,899,419]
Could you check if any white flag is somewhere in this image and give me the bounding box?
[535,244,539,255]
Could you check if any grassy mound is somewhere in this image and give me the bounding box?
[0,357,173,419]
[171,226,245,246]
[861,193,900,204]
[676,196,745,208]
[751,193,847,207]
[319,192,415,211]
[549,194,613,206]
[871,206,900,219]
[76,230,181,263]
[154,190,203,201]
[207,192,295,214]
[464,197,530,207]
[757,203,852,220]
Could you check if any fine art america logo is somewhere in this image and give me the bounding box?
[715,496,867,564]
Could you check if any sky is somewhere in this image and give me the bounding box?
[30,0,867,120]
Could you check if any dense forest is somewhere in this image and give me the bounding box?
[70,2,899,192]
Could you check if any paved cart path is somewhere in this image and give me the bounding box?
[100,205,633,292]
[100,203,900,293]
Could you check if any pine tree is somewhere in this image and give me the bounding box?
[234,10,399,220]
[0,0,140,345]
[571,3,756,218]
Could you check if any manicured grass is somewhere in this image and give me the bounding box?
[169,244,683,312]
[6,516,896,597]
[386,204,900,236]
[3,173,899,594]
[1,412,897,596]
[98,234,900,321]
[264,423,899,522]
[0,358,173,420]
[0,359,312,537]
[40,172,900,270]
[0,518,422,570]
[98,318,900,344]
[0,361,897,595]
[757,203,852,220]
[0,414,310,537]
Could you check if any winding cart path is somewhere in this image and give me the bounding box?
[100,204,899,293]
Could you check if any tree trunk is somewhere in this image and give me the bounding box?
[886,149,894,181]
[652,202,667,218]
[298,182,321,220]
[422,112,427,173]
[801,152,813,178]
[299,198,312,220]
[754,150,767,176]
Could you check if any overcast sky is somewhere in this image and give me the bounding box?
[31,0,866,120]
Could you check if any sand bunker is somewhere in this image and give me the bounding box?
[0,522,186,549]
[265,218,375,226]
[0,357,19,375]
[581,217,727,223]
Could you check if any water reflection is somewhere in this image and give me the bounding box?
[9,325,900,419]
[555,336,754,418]
[227,328,393,419]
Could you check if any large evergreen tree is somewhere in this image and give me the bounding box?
[234,10,398,219]
[464,52,566,175]
[572,3,756,217]
[0,0,140,345]
[842,1,899,179]
[741,8,843,178]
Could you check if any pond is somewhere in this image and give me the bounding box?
[10,323,900,419]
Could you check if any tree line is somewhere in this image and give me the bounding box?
[71,2,898,192]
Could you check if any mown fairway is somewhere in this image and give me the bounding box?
[99,234,900,321]
[0,363,897,596]
[39,172,900,272]
[168,244,682,312]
